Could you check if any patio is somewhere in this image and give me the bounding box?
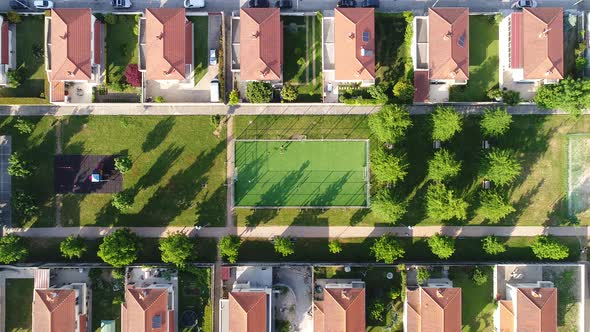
[64,82,94,104]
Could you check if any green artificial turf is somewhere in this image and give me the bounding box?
[234,140,368,207]
[189,16,209,86]
[5,279,34,332]
[450,267,495,332]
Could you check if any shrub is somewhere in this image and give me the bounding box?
[280,84,298,102]
[97,229,141,267]
[502,90,521,106]
[371,190,407,223]
[12,191,38,221]
[371,234,405,263]
[246,81,274,103]
[60,235,87,259]
[14,119,34,135]
[124,64,141,87]
[427,148,461,182]
[431,106,462,142]
[369,301,386,322]
[392,80,414,104]
[32,43,44,61]
[481,107,512,137]
[112,191,134,211]
[228,89,240,105]
[114,156,133,173]
[273,237,295,257]
[328,240,342,254]
[159,232,195,268]
[7,67,25,89]
[575,57,587,74]
[531,236,569,260]
[480,149,521,186]
[425,183,468,221]
[219,235,241,263]
[481,236,507,255]
[368,104,412,144]
[472,267,488,286]
[416,267,430,285]
[487,88,503,101]
[367,84,389,103]
[105,13,118,25]
[154,96,165,103]
[6,11,22,24]
[371,147,408,185]
[477,191,515,222]
[427,233,455,259]
[0,235,28,264]
[8,152,32,177]
[534,78,590,117]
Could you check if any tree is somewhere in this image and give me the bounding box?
[328,240,342,254]
[480,149,521,186]
[97,229,141,267]
[472,267,488,286]
[60,235,87,259]
[369,301,386,322]
[0,235,28,264]
[12,191,38,221]
[392,80,414,104]
[6,67,24,89]
[280,84,298,102]
[124,64,141,87]
[531,236,569,260]
[219,235,241,263]
[502,90,521,106]
[368,85,389,103]
[371,189,407,222]
[371,148,408,185]
[477,191,515,222]
[427,233,455,259]
[481,107,512,137]
[371,234,405,263]
[431,106,462,142]
[534,78,590,117]
[487,88,503,101]
[112,191,134,211]
[159,232,195,268]
[8,152,32,177]
[104,13,118,25]
[114,156,133,173]
[425,183,468,221]
[14,118,34,135]
[273,237,295,257]
[427,148,461,182]
[481,236,507,255]
[246,81,274,103]
[6,11,22,24]
[416,267,430,285]
[368,105,412,144]
[228,89,240,106]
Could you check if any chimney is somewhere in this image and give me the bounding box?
[436,289,444,298]
[60,32,68,40]
[544,68,553,76]
[251,31,260,38]
[443,31,453,40]
[531,288,542,298]
[341,290,351,300]
[156,32,164,40]
[348,32,355,39]
[139,289,148,300]
[539,28,552,38]
[46,291,59,301]
[67,71,75,77]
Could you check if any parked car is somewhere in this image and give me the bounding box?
[112,0,132,9]
[210,79,220,103]
[360,0,379,8]
[512,0,537,8]
[33,0,53,9]
[184,0,205,8]
[249,0,270,8]
[9,0,30,10]
[274,0,293,9]
[209,49,217,66]
[337,0,357,8]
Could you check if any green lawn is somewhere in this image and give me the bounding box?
[189,16,209,86]
[449,267,495,332]
[178,269,213,332]
[375,13,413,84]
[282,15,322,102]
[0,16,48,104]
[449,15,499,102]
[5,278,34,332]
[234,140,368,207]
[105,15,139,90]
[58,116,226,227]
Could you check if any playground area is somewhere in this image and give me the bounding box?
[54,155,122,194]
[234,140,369,207]
[567,134,590,216]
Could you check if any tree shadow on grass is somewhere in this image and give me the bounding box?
[195,183,227,227]
[142,117,175,153]
[135,144,184,190]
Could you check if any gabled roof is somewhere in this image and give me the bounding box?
[405,287,462,332]
[1,21,8,65]
[521,8,564,80]
[428,7,469,80]
[229,291,268,332]
[50,9,93,81]
[334,8,375,81]
[499,300,514,332]
[145,8,187,80]
[33,289,76,332]
[314,288,366,332]
[121,287,172,332]
[515,288,557,332]
[239,8,282,81]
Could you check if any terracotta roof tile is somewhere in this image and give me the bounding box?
[522,8,563,80]
[334,8,375,81]
[145,8,187,81]
[121,287,171,332]
[93,20,101,68]
[428,8,469,81]
[315,288,365,332]
[185,21,192,66]
[405,287,462,332]
[1,22,8,65]
[33,289,76,332]
[51,81,65,102]
[516,288,557,332]
[510,12,523,69]
[413,70,429,102]
[50,9,93,81]
[499,300,514,332]
[239,8,282,81]
[313,301,325,332]
[229,291,268,332]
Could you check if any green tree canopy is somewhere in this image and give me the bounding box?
[431,106,462,142]
[228,89,240,106]
[97,229,141,267]
[481,236,507,255]
[427,148,462,182]
[370,234,405,263]
[8,152,32,177]
[425,183,468,221]
[371,148,408,185]
[416,267,430,285]
[159,232,195,268]
[534,78,590,117]
[273,237,295,257]
[114,156,133,173]
[15,119,34,135]
[480,149,522,186]
[60,235,87,259]
[472,267,488,286]
[12,191,38,221]
[477,191,515,222]
[481,107,512,137]
[368,105,412,144]
[0,235,28,264]
[246,81,274,103]
[280,84,298,102]
[112,191,134,211]
[392,80,414,104]
[531,236,570,260]
[328,240,343,254]
[219,235,241,263]
[427,233,456,259]
[371,190,407,223]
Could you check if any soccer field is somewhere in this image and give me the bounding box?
[234,140,369,207]
[567,134,590,215]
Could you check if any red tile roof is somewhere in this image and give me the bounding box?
[314,288,365,332]
[121,287,172,332]
[93,20,101,68]
[405,287,462,331]
[510,12,523,69]
[239,8,282,81]
[33,289,76,332]
[50,9,93,81]
[499,300,515,332]
[1,22,8,65]
[334,8,375,81]
[428,8,469,81]
[229,291,267,332]
[521,8,564,80]
[515,288,557,332]
[413,70,429,102]
[145,8,187,81]
[51,81,65,102]
[185,21,192,65]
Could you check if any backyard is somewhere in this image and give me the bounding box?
[90,269,123,332]
[5,278,34,332]
[449,267,495,332]
[178,269,213,332]
[283,15,322,102]
[188,16,209,85]
[375,13,413,85]
[449,15,499,102]
[0,16,48,104]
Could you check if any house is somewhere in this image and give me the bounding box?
[404,280,462,331]
[333,8,375,84]
[121,284,176,332]
[0,15,15,86]
[313,280,366,332]
[236,8,282,82]
[497,282,557,332]
[32,269,88,332]
[45,8,103,103]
